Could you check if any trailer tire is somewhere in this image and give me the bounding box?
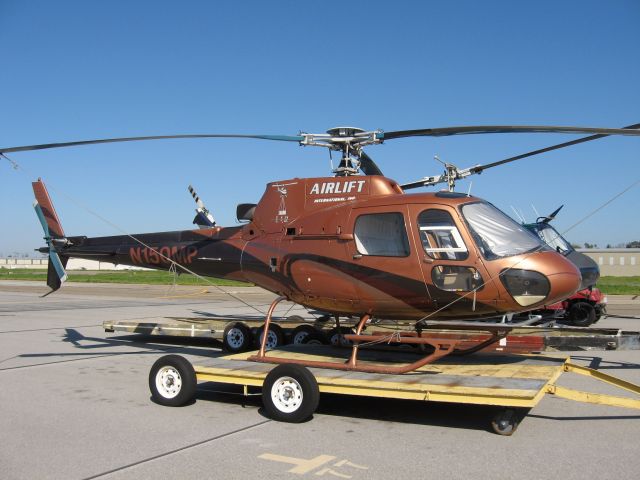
[256,323,285,350]
[262,364,319,422]
[568,302,596,327]
[328,327,353,346]
[491,408,523,436]
[301,332,329,345]
[149,355,197,407]
[290,325,316,345]
[223,322,253,352]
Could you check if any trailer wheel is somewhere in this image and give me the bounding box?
[291,325,316,345]
[328,327,353,346]
[491,408,525,436]
[149,355,196,407]
[223,322,253,352]
[257,323,284,350]
[301,332,329,345]
[568,302,596,327]
[262,364,319,422]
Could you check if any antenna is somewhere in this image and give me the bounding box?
[511,206,525,223]
[466,181,473,197]
[518,208,527,223]
[531,204,540,219]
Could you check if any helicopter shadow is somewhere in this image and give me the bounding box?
[17,328,228,361]
[568,355,640,371]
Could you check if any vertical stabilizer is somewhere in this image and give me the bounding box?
[32,179,68,293]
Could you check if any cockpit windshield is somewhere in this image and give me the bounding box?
[529,224,573,254]
[461,202,548,260]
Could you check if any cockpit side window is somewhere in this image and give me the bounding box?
[418,209,468,260]
[354,212,410,257]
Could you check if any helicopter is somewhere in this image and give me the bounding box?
[2,125,639,350]
[521,205,606,326]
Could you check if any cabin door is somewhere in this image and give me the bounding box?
[346,205,432,316]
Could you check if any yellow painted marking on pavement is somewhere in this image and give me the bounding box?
[259,453,336,474]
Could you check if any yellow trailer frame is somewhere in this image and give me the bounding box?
[159,346,640,435]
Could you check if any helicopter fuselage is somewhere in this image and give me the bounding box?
[46,175,582,320]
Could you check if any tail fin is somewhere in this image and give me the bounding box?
[32,179,68,293]
[33,178,65,238]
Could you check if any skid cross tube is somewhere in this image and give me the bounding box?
[247,297,461,374]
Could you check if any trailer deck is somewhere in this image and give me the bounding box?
[145,345,640,435]
[196,346,568,408]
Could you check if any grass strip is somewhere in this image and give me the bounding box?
[0,268,247,286]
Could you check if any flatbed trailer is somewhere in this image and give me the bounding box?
[104,315,344,352]
[148,345,640,435]
[106,317,640,353]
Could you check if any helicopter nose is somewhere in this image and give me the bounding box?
[545,270,582,305]
[500,253,581,307]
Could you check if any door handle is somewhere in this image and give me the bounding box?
[423,256,434,263]
[353,254,363,260]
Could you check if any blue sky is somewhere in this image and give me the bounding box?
[1,0,639,256]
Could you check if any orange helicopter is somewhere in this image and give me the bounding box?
[3,124,639,373]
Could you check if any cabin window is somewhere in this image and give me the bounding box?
[418,209,468,260]
[354,213,410,257]
[432,266,484,292]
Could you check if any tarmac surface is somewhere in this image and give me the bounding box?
[1,280,639,480]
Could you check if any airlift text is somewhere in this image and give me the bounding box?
[309,180,366,195]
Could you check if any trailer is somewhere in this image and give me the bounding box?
[106,317,640,354]
[148,345,640,435]
[104,315,350,352]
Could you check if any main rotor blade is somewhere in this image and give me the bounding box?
[359,150,384,176]
[468,123,640,175]
[381,125,640,140]
[0,133,304,154]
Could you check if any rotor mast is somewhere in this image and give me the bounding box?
[299,127,381,176]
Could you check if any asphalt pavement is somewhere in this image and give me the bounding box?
[1,281,639,480]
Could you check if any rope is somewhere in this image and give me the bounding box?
[2,153,267,315]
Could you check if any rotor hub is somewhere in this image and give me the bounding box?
[326,126,366,137]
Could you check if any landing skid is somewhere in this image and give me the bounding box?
[247,296,516,374]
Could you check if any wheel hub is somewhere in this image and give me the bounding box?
[271,377,303,413]
[227,328,244,349]
[156,366,182,399]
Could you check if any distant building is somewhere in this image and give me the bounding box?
[0,258,149,271]
[578,249,640,277]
